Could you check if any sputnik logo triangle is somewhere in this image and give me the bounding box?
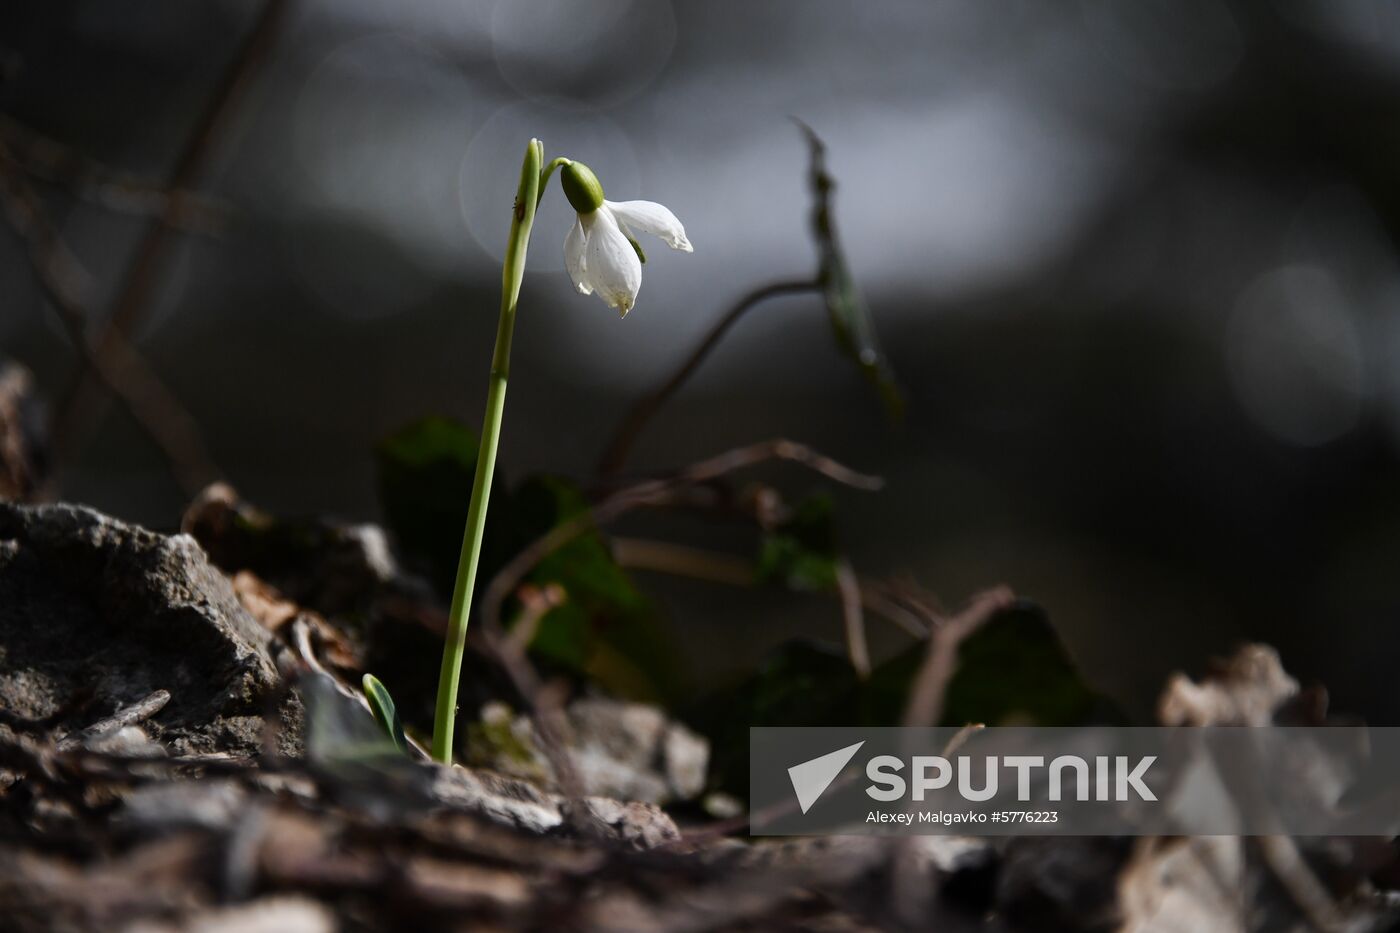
[787,741,865,814]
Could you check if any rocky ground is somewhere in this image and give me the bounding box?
[1,499,1398,932]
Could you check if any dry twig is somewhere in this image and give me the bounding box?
[469,439,880,833]
[0,115,232,233]
[0,364,41,500]
[611,536,928,641]
[834,558,869,678]
[900,586,1015,729]
[889,587,1012,926]
[0,147,220,493]
[596,279,821,478]
[483,438,882,638]
[56,690,170,751]
[50,0,291,477]
[609,537,756,587]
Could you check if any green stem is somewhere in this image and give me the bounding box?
[432,138,544,763]
[537,157,570,207]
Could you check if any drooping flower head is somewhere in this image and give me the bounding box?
[557,160,692,317]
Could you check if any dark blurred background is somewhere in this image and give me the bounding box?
[4,0,1400,724]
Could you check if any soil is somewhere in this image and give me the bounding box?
[1,499,1397,932]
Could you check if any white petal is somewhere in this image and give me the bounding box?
[605,199,693,252]
[584,206,642,317]
[564,218,592,295]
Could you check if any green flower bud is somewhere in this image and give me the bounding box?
[560,160,605,214]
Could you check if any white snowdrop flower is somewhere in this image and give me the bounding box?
[558,161,692,317]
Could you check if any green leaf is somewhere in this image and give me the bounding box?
[375,416,496,595]
[362,673,408,754]
[798,120,903,419]
[942,601,1121,727]
[866,600,1120,727]
[693,600,1120,797]
[303,671,404,768]
[504,476,680,702]
[756,494,840,591]
[375,418,684,704]
[690,640,862,795]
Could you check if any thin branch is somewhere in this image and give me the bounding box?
[49,0,290,477]
[940,722,984,758]
[834,558,869,678]
[1257,834,1344,933]
[900,587,1016,729]
[612,536,927,643]
[478,618,589,810]
[684,582,990,847]
[674,437,883,492]
[610,536,757,586]
[56,690,170,750]
[876,574,948,623]
[0,363,41,501]
[890,585,1008,927]
[0,147,221,494]
[483,438,882,637]
[0,115,232,233]
[595,279,820,478]
[500,583,567,659]
[889,720,989,926]
[467,440,880,834]
[856,582,932,639]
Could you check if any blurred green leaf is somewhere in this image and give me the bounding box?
[691,640,862,794]
[943,600,1120,727]
[739,640,860,726]
[510,477,649,622]
[756,494,840,591]
[798,120,903,419]
[694,600,1118,796]
[375,418,682,703]
[361,673,408,755]
[303,671,404,768]
[375,416,502,594]
[504,476,680,702]
[867,600,1121,727]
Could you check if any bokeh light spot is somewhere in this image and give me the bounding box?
[1227,265,1366,447]
[490,0,676,108]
